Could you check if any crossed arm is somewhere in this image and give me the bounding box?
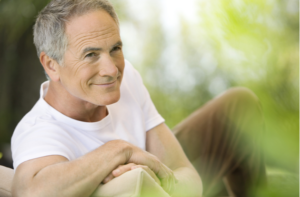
[12,123,202,197]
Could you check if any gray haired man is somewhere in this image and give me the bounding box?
[11,0,266,197]
[11,0,202,196]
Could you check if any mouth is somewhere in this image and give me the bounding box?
[93,80,117,87]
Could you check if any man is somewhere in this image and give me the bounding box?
[11,1,201,196]
[11,0,266,197]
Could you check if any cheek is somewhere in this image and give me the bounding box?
[60,64,95,96]
[63,52,89,77]
[64,61,94,81]
[116,58,125,73]
[117,51,125,61]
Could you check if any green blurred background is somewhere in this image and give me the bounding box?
[0,0,298,196]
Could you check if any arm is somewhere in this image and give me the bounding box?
[12,140,128,197]
[146,123,203,197]
[13,139,175,197]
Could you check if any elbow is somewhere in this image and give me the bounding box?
[12,188,41,197]
[12,186,30,197]
[172,167,203,197]
[12,180,39,197]
[12,187,25,197]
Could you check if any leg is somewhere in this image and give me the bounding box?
[172,87,267,197]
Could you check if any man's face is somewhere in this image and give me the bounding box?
[58,10,124,106]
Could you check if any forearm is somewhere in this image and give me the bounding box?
[171,167,203,197]
[16,140,129,197]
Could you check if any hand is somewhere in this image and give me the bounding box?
[102,163,136,184]
[125,143,178,194]
[102,163,161,185]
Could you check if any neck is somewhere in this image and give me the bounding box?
[44,81,107,122]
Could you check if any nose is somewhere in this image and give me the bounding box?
[98,55,118,78]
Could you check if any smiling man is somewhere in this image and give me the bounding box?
[11,0,266,197]
[11,1,201,197]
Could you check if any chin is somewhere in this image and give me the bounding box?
[94,92,121,106]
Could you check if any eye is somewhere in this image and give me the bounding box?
[112,46,121,52]
[85,52,96,58]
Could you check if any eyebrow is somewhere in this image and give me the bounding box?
[81,41,123,56]
[112,41,123,49]
[82,47,102,55]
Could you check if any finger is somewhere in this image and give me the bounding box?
[132,165,161,186]
[146,154,171,181]
[157,164,177,193]
[112,163,137,177]
[102,173,114,184]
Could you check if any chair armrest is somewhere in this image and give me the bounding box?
[0,165,14,197]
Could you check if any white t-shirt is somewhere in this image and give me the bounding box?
[11,60,164,170]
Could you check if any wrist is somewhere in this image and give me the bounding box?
[120,140,133,163]
[106,140,133,164]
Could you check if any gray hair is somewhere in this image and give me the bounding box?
[33,0,119,68]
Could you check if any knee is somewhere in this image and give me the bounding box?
[220,87,260,109]
[216,87,263,125]
[224,87,258,101]
[220,88,265,151]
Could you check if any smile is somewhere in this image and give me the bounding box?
[93,80,117,87]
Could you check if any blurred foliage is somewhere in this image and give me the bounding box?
[112,0,299,195]
[196,0,299,173]
[0,0,298,195]
[110,0,299,174]
[0,0,50,146]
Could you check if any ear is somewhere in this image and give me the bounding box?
[40,52,61,82]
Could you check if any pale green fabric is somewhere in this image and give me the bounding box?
[92,168,170,197]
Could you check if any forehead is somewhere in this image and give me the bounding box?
[65,10,119,46]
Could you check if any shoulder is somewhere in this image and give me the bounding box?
[11,109,74,169]
[122,60,146,92]
[13,99,54,135]
[120,60,147,104]
[11,101,71,150]
[123,59,143,81]
[12,116,67,152]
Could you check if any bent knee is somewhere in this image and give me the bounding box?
[220,87,260,107]
[217,87,264,138]
[215,87,263,125]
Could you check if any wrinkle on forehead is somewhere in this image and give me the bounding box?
[70,29,119,53]
[70,25,117,43]
[65,10,120,52]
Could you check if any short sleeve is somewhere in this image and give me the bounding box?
[11,121,77,170]
[123,60,165,131]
